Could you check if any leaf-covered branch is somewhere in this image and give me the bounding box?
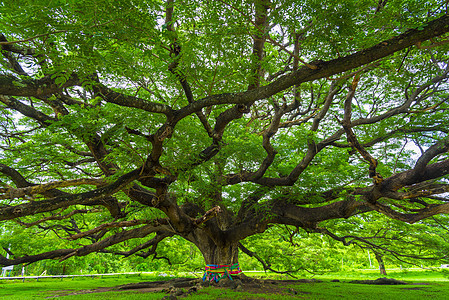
[0,168,141,221]
[15,208,98,228]
[0,178,105,200]
[66,218,169,240]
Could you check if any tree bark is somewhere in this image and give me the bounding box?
[189,231,239,265]
[374,251,387,276]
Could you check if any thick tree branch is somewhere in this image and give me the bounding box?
[100,231,173,257]
[0,95,55,125]
[164,0,213,137]
[369,201,449,224]
[0,168,141,221]
[15,209,97,228]
[66,218,169,240]
[0,178,105,200]
[0,74,79,97]
[381,157,449,192]
[0,248,74,266]
[317,227,445,260]
[94,83,174,117]
[270,199,372,229]
[60,223,169,261]
[414,139,449,172]
[0,163,32,188]
[341,75,383,186]
[193,206,222,226]
[0,222,169,266]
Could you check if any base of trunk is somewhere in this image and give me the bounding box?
[187,230,242,283]
[203,262,242,283]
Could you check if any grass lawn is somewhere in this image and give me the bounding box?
[0,269,448,299]
[190,281,449,300]
[0,274,168,300]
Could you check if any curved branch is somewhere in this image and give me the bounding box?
[317,227,445,260]
[369,201,449,224]
[0,168,141,221]
[0,178,105,200]
[100,230,173,258]
[0,222,170,266]
[331,125,448,149]
[164,1,213,137]
[341,75,383,185]
[0,248,74,266]
[0,95,55,125]
[223,88,336,186]
[239,242,299,277]
[0,74,79,97]
[249,104,285,181]
[381,157,449,192]
[60,223,169,261]
[94,83,174,117]
[0,163,32,188]
[414,139,449,172]
[66,218,169,240]
[16,208,97,228]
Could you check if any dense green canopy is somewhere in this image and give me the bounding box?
[0,0,449,270]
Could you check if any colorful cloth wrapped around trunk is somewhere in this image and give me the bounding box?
[202,263,242,282]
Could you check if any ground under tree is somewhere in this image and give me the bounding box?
[1,0,449,277]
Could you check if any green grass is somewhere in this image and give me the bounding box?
[188,282,449,300]
[290,281,449,299]
[0,274,169,300]
[314,268,449,282]
[186,289,300,300]
[48,291,167,300]
[1,270,448,299]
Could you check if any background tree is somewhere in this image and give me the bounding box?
[1,0,449,276]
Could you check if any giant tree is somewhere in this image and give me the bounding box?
[1,0,449,278]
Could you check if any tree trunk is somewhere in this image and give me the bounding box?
[374,252,387,276]
[185,228,242,283]
[194,237,239,265]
